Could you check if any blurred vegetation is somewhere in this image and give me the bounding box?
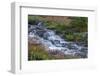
[28,15,88,60]
[28,16,42,25]
[28,15,88,43]
[28,43,80,60]
[28,44,53,60]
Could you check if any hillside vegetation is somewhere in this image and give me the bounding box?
[28,15,88,45]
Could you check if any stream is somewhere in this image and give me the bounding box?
[28,22,87,58]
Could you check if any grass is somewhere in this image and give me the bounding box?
[28,43,52,60]
[28,43,81,60]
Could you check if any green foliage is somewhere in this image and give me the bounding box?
[69,17,88,32]
[44,21,58,29]
[65,34,74,41]
[64,32,87,43]
[28,15,88,43]
[28,44,51,60]
[28,15,44,25]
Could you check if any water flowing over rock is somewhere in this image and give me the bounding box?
[28,21,87,58]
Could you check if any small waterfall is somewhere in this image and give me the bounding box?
[28,22,87,58]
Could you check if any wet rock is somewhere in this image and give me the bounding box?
[28,35,41,45]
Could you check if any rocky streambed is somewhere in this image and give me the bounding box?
[28,22,88,58]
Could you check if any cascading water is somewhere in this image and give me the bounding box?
[28,22,87,58]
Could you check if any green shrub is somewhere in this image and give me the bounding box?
[28,44,51,60]
[65,34,74,41]
[28,15,44,25]
[69,17,88,32]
